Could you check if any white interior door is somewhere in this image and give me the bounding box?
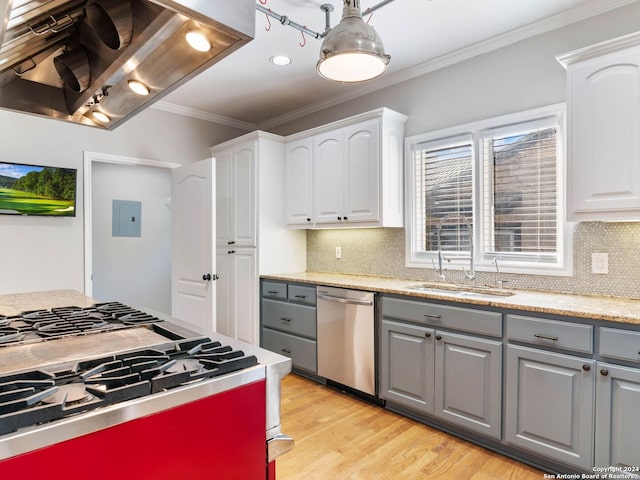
[171,158,216,335]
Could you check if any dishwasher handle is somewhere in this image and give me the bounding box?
[317,293,373,306]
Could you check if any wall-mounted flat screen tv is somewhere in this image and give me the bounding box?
[0,161,77,217]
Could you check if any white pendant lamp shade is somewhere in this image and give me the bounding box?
[317,0,390,82]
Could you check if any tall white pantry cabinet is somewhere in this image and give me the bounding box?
[210,131,306,345]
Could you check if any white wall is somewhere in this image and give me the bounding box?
[0,107,245,295]
[271,2,640,137]
[91,162,172,313]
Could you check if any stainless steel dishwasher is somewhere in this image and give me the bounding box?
[316,286,375,396]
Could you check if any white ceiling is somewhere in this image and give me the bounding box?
[158,0,637,130]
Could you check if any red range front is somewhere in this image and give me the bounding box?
[0,380,268,480]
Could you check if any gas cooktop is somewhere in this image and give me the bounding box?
[0,337,258,436]
[0,302,260,437]
[0,302,163,346]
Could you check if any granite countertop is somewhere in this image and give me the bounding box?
[261,272,640,326]
[0,289,96,316]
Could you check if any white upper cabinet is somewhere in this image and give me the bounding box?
[559,32,640,221]
[285,108,407,228]
[212,140,257,247]
[314,129,345,224]
[285,138,314,226]
[343,120,381,223]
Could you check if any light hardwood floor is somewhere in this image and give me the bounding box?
[276,374,545,480]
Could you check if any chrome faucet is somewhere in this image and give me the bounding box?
[431,224,446,281]
[462,219,475,280]
[436,215,475,281]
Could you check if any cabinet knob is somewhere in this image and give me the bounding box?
[425,332,431,338]
[337,216,342,221]
[600,369,609,376]
[582,364,591,371]
[344,216,348,221]
[435,335,442,341]
[306,218,311,222]
[202,273,211,281]
[228,250,236,254]
[228,241,235,245]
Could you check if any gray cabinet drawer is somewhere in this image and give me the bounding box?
[507,314,593,354]
[262,328,317,373]
[600,327,640,363]
[382,296,502,337]
[262,281,287,299]
[262,299,317,339]
[288,285,316,306]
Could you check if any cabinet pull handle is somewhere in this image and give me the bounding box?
[423,313,441,319]
[280,348,292,355]
[600,369,609,376]
[534,333,558,342]
[280,317,291,323]
[435,335,442,341]
[582,364,591,371]
[425,332,431,338]
[294,295,306,299]
[267,290,279,295]
[228,250,236,254]
[228,241,235,245]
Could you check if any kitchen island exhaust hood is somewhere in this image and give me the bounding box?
[0,0,254,129]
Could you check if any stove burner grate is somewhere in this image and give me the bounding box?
[0,336,260,436]
[0,302,163,346]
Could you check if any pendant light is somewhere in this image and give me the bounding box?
[317,0,390,83]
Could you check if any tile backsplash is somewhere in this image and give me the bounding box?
[306,222,640,299]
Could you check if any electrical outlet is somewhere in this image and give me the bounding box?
[335,246,342,259]
[592,252,609,274]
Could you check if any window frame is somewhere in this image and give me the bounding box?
[405,103,573,277]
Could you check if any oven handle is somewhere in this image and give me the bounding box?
[317,293,373,306]
[267,433,294,462]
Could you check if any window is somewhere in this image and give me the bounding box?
[406,104,572,276]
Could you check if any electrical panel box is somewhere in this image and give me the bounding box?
[112,200,142,237]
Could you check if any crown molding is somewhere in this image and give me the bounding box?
[151,101,258,131]
[154,0,640,131]
[258,0,639,130]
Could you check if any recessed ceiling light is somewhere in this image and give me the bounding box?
[185,31,211,52]
[270,55,291,66]
[92,111,111,123]
[128,79,150,95]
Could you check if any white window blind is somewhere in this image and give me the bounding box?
[415,138,473,253]
[405,104,569,275]
[482,124,559,261]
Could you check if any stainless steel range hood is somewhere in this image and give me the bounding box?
[0,0,254,129]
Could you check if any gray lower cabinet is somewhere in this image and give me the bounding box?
[435,331,502,439]
[505,344,595,470]
[595,325,640,469]
[380,319,435,414]
[380,296,503,439]
[595,362,640,469]
[260,280,317,373]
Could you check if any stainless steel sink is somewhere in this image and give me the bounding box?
[406,283,515,298]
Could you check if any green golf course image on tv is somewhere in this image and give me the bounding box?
[0,161,77,217]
